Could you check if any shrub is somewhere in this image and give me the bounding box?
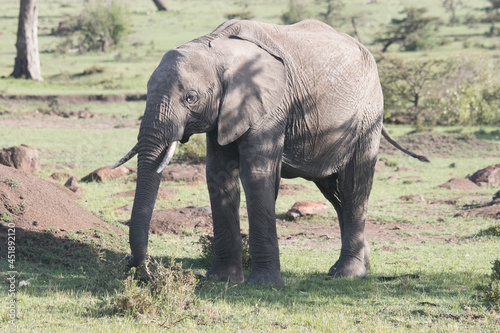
[57,1,131,53]
[480,260,500,308]
[494,190,500,201]
[281,0,312,25]
[175,134,206,163]
[197,234,251,270]
[379,55,500,127]
[114,257,200,326]
[78,0,130,51]
[225,10,254,20]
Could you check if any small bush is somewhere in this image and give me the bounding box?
[480,260,500,308]
[175,134,206,163]
[197,234,251,270]
[114,257,199,326]
[493,190,500,201]
[57,0,130,53]
[479,223,500,237]
[81,66,106,76]
[281,0,312,25]
[78,1,130,52]
[225,10,254,20]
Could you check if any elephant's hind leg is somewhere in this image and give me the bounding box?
[315,135,378,278]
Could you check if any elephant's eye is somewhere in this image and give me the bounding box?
[185,91,199,104]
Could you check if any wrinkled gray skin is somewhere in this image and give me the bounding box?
[117,20,428,286]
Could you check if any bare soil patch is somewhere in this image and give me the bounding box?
[123,206,213,235]
[455,199,500,219]
[0,165,112,235]
[279,180,311,196]
[0,94,146,104]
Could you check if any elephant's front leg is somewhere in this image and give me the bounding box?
[205,132,244,283]
[238,137,284,287]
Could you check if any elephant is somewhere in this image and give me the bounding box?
[113,19,429,286]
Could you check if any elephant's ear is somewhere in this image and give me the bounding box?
[211,36,286,146]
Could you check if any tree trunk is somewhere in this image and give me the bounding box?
[11,0,43,81]
[152,0,168,11]
[351,17,363,44]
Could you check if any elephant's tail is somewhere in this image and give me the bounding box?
[381,126,430,163]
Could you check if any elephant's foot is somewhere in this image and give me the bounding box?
[246,268,284,287]
[329,256,367,278]
[206,263,244,283]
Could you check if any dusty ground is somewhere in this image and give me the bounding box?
[0,164,109,235]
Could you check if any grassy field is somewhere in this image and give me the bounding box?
[1,0,500,332]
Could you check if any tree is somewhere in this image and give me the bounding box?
[442,0,463,25]
[375,7,440,52]
[484,0,500,21]
[281,0,312,25]
[316,0,345,26]
[151,0,168,11]
[378,56,448,128]
[11,0,43,81]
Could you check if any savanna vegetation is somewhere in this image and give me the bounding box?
[0,0,499,331]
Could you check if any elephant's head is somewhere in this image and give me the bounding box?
[113,21,287,267]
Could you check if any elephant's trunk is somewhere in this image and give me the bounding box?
[127,137,172,267]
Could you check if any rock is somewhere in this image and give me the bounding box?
[63,176,84,195]
[81,165,136,182]
[468,163,500,187]
[400,194,426,202]
[439,178,480,190]
[0,144,40,172]
[160,164,206,182]
[286,201,329,220]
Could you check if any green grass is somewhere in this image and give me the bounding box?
[1,0,500,331]
[1,123,500,331]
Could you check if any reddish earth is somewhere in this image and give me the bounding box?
[455,199,500,219]
[0,164,109,234]
[123,206,213,235]
[440,178,480,190]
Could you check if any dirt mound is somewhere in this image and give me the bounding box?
[124,206,212,235]
[0,165,107,234]
[455,199,500,219]
[379,133,500,158]
[439,178,480,190]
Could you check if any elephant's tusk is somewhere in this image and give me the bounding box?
[156,141,178,174]
[111,143,139,169]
